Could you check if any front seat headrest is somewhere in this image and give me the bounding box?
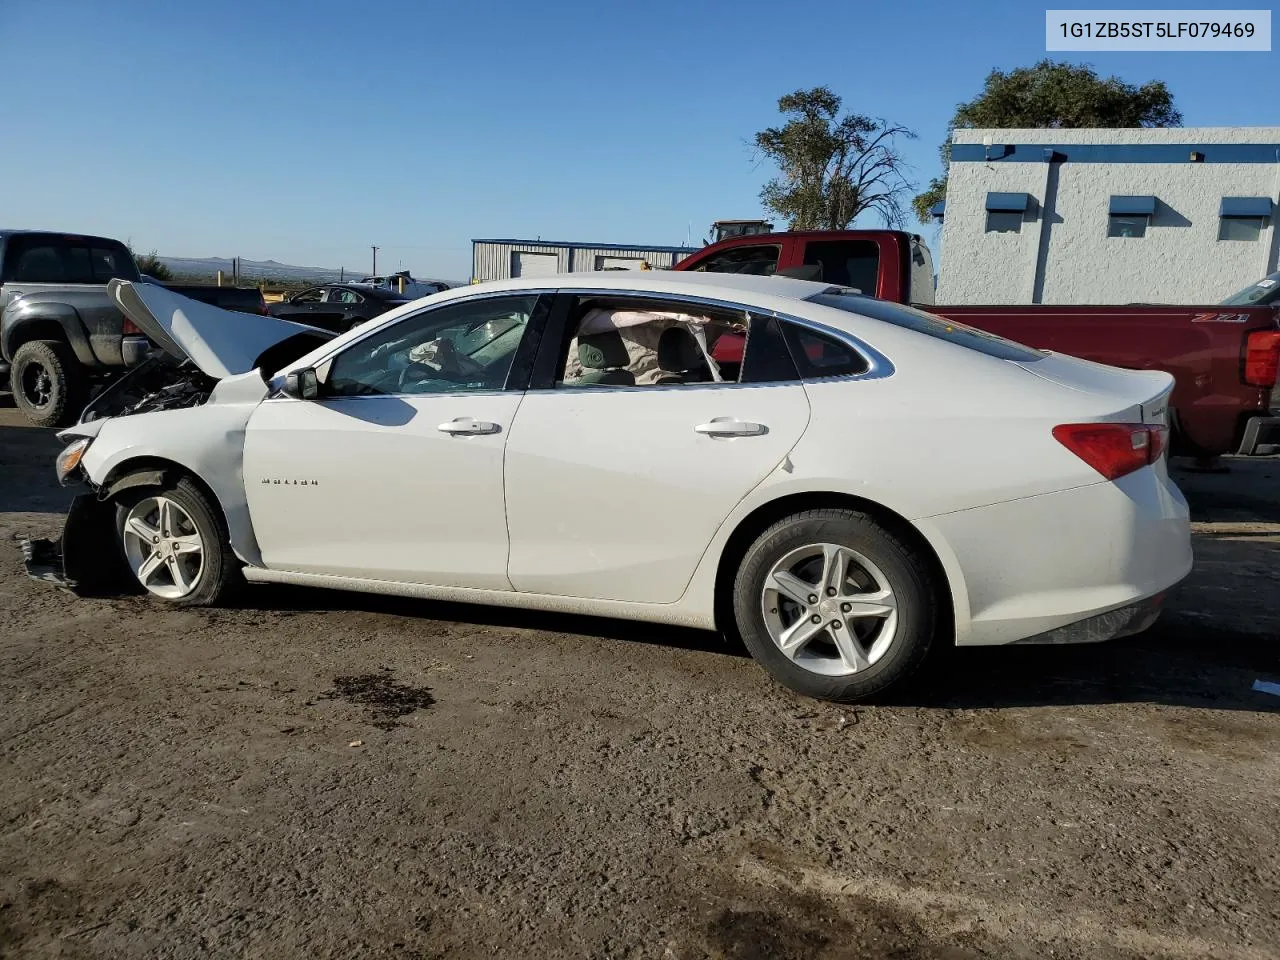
[657,325,707,373]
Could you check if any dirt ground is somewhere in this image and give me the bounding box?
[1,401,1277,960]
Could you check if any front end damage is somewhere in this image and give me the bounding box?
[21,494,131,595]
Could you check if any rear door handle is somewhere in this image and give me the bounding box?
[694,418,767,437]
[438,417,501,436]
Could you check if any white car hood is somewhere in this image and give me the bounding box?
[108,278,330,380]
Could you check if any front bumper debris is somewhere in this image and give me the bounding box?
[1012,591,1169,645]
[20,493,126,596]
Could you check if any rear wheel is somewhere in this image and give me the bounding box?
[732,509,936,702]
[11,339,88,427]
[114,477,242,606]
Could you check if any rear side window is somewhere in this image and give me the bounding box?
[808,292,1044,362]
[779,322,870,378]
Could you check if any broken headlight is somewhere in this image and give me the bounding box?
[55,438,91,485]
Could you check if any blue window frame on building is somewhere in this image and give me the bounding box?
[1218,196,1273,242]
[984,192,1031,234]
[1107,196,1156,238]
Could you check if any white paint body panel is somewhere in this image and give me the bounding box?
[242,394,519,588]
[503,382,810,602]
[74,271,1193,647]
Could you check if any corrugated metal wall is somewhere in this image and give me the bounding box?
[472,241,696,281]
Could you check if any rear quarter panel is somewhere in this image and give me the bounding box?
[929,304,1278,455]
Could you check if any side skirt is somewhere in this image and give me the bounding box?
[241,567,717,631]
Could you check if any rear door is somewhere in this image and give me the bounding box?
[503,291,811,603]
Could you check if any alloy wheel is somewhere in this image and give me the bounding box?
[760,542,898,677]
[21,362,52,409]
[121,496,206,599]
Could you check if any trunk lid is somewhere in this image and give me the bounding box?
[108,278,329,380]
[1019,352,1174,425]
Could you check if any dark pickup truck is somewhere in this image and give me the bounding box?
[1,231,264,426]
[676,230,1280,458]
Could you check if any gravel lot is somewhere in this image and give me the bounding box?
[1,401,1278,959]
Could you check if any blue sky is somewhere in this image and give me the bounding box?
[1,0,1275,279]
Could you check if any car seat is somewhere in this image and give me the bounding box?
[655,326,711,384]
[574,330,635,385]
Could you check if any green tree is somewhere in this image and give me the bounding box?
[130,247,174,281]
[912,60,1182,223]
[755,87,917,230]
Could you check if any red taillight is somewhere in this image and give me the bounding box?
[1243,330,1280,388]
[121,317,142,336]
[1053,422,1167,481]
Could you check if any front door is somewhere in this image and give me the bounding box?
[504,293,811,603]
[243,292,548,587]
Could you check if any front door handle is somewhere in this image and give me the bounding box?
[438,417,501,436]
[694,418,767,438]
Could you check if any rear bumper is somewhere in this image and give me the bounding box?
[1236,414,1280,456]
[1011,590,1168,644]
[919,465,1193,647]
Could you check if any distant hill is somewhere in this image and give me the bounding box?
[157,256,465,287]
[158,256,354,282]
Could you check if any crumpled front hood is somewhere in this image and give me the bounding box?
[108,279,330,380]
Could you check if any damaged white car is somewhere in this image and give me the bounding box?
[26,272,1193,701]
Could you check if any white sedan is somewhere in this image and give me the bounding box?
[29,271,1192,701]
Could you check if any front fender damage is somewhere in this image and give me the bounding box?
[20,493,134,596]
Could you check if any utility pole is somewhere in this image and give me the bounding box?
[371,246,379,276]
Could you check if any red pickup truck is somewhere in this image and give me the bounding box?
[675,230,1280,458]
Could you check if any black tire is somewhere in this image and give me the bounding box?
[11,339,88,427]
[113,476,243,607]
[732,508,937,702]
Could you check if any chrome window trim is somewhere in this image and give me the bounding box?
[552,286,895,386]
[271,288,554,401]
[270,285,895,402]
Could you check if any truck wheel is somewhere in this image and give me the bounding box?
[732,509,937,702]
[11,339,88,428]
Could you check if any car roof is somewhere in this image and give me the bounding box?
[466,270,833,303]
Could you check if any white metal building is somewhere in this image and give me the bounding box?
[934,127,1280,304]
[472,239,697,282]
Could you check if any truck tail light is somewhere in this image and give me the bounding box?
[1243,330,1280,387]
[1053,423,1168,481]
[121,317,143,336]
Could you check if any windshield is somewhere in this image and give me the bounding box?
[1221,273,1280,306]
[808,292,1044,362]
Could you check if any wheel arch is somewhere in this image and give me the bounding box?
[711,491,962,646]
[96,454,259,565]
[3,303,95,366]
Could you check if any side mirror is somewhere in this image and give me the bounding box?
[283,367,319,400]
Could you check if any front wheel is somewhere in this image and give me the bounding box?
[114,477,242,606]
[732,509,937,702]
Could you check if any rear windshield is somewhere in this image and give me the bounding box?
[807,292,1044,362]
[1221,272,1280,306]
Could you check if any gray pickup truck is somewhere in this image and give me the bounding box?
[0,231,267,427]
[0,231,146,426]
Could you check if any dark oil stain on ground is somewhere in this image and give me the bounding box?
[323,673,435,730]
